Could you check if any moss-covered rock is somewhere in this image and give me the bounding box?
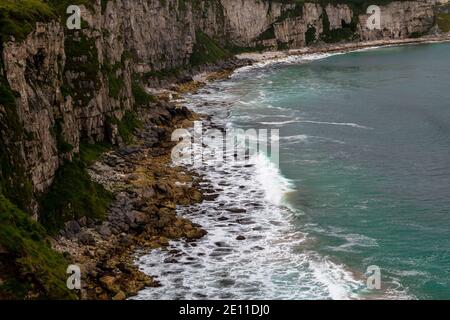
[0,192,76,299]
[437,13,450,33]
[0,59,34,213]
[63,30,101,108]
[190,31,232,66]
[0,0,55,42]
[39,158,113,234]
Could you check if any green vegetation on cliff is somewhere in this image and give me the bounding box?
[132,76,156,106]
[40,157,113,234]
[80,142,112,165]
[437,13,450,33]
[104,62,125,99]
[0,0,54,42]
[108,109,143,145]
[46,0,94,15]
[0,192,76,299]
[63,30,101,107]
[0,57,34,213]
[0,0,441,300]
[52,119,74,154]
[117,111,143,144]
[190,31,232,66]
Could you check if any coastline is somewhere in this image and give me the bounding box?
[236,35,450,63]
[55,101,208,300]
[55,34,450,300]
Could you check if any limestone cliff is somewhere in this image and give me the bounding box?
[0,0,444,217]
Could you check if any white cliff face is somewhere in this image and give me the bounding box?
[272,1,437,48]
[0,0,443,212]
[274,3,324,48]
[2,22,69,193]
[220,0,283,46]
[358,1,436,40]
[102,0,196,72]
[325,3,353,30]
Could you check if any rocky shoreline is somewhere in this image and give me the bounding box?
[54,100,205,299]
[53,58,250,300]
[54,35,450,300]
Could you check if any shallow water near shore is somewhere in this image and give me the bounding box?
[135,42,450,300]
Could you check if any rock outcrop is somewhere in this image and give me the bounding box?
[358,1,436,40]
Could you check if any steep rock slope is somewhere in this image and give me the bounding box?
[0,0,443,221]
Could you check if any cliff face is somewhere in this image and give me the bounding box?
[358,1,436,40]
[2,22,68,197]
[0,0,443,216]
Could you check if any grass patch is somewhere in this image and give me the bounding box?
[116,111,142,145]
[79,142,112,165]
[0,65,34,212]
[257,25,276,41]
[190,31,232,66]
[46,0,94,16]
[226,44,266,54]
[437,13,450,33]
[132,76,156,106]
[0,192,76,299]
[39,159,113,234]
[0,0,55,42]
[144,67,183,80]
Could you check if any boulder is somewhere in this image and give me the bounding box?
[98,223,112,237]
[65,220,81,235]
[112,291,126,300]
[79,231,96,246]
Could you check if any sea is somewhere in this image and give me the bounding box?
[134,42,450,300]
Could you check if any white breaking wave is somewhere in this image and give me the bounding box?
[133,78,368,300]
[132,45,426,300]
[259,119,372,129]
[233,52,345,75]
[259,120,301,126]
[280,134,310,142]
[297,120,373,130]
[133,141,364,299]
[309,259,363,300]
[254,153,293,206]
[233,45,398,76]
[279,135,346,145]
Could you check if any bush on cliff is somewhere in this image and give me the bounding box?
[0,191,76,299]
[190,31,232,66]
[437,13,450,33]
[40,158,113,234]
[0,66,34,213]
[132,78,156,107]
[0,0,54,41]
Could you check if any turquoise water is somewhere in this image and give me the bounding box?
[229,43,450,299]
[136,43,450,300]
